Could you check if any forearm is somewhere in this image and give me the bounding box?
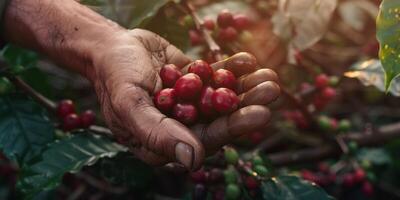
[3,0,123,78]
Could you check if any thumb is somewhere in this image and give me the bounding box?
[114,85,204,170]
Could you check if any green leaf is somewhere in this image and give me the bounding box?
[96,153,154,189]
[356,148,391,166]
[1,45,39,74]
[81,0,169,28]
[376,0,400,90]
[17,134,127,198]
[141,10,189,51]
[261,176,334,200]
[0,94,54,162]
[345,59,400,96]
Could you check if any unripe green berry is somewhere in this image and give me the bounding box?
[252,155,263,166]
[254,165,268,176]
[318,116,331,131]
[329,76,339,86]
[224,167,237,184]
[224,147,239,165]
[0,78,13,95]
[183,15,195,29]
[239,31,253,43]
[225,183,241,200]
[348,141,358,152]
[338,119,351,132]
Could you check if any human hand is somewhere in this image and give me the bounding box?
[88,29,280,170]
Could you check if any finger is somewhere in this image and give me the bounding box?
[111,85,204,170]
[237,68,279,93]
[192,105,271,153]
[238,81,280,107]
[210,52,258,77]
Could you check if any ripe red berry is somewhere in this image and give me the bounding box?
[172,103,198,125]
[315,74,329,89]
[160,64,183,88]
[321,87,336,100]
[249,131,264,144]
[301,170,318,183]
[189,30,204,46]
[199,86,217,117]
[191,169,207,183]
[218,27,238,42]
[203,17,215,30]
[343,173,355,187]
[362,181,374,197]
[188,60,214,83]
[212,69,237,90]
[57,100,76,119]
[354,168,366,183]
[233,14,250,30]
[208,168,224,183]
[174,73,203,101]
[330,118,338,130]
[63,113,81,131]
[154,88,177,113]
[217,9,234,28]
[80,110,96,128]
[212,88,239,114]
[245,176,259,190]
[318,162,330,174]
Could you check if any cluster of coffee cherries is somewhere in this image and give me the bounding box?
[187,9,252,46]
[317,115,351,133]
[311,74,339,110]
[154,60,239,125]
[190,147,268,200]
[57,100,96,131]
[301,163,374,197]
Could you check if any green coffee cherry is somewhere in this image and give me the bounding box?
[224,167,237,184]
[318,116,332,131]
[239,31,253,43]
[0,77,13,95]
[348,141,358,152]
[254,165,268,176]
[224,147,239,165]
[225,183,241,200]
[338,119,351,132]
[252,155,263,166]
[329,76,339,86]
[183,15,195,29]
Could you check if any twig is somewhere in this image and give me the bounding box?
[268,122,400,166]
[181,0,222,61]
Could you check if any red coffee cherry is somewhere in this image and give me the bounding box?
[217,9,234,28]
[154,88,177,113]
[233,14,250,30]
[160,64,183,88]
[63,113,81,131]
[245,176,259,190]
[321,87,337,100]
[362,181,374,197]
[80,110,96,128]
[212,69,237,90]
[172,103,198,125]
[57,99,76,119]
[203,17,216,30]
[188,60,214,83]
[343,173,355,187]
[354,168,366,183]
[174,73,203,101]
[218,27,238,42]
[191,169,207,183]
[212,88,239,114]
[315,74,329,89]
[199,86,217,117]
[189,30,204,46]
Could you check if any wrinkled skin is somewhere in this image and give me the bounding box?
[4,0,280,170]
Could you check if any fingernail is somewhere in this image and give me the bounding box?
[175,142,194,170]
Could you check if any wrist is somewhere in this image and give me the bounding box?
[3,0,125,78]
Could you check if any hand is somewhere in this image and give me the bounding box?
[86,29,280,170]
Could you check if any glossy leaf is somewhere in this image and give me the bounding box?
[17,134,127,198]
[261,176,334,200]
[81,0,169,28]
[0,94,54,162]
[271,0,337,64]
[197,1,250,19]
[1,45,38,75]
[356,148,391,166]
[376,0,400,90]
[345,59,400,96]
